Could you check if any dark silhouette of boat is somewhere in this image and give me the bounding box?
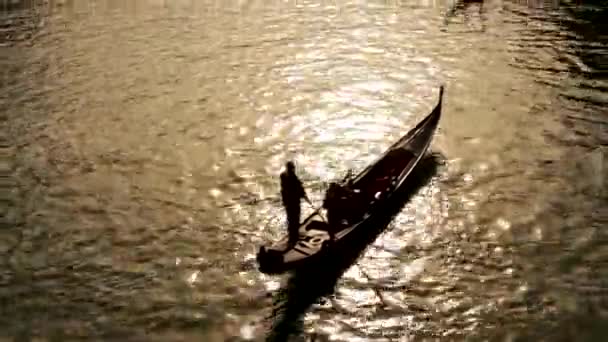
[257,86,444,275]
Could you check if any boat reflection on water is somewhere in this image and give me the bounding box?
[266,154,442,342]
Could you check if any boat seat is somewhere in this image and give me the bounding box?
[350,148,418,208]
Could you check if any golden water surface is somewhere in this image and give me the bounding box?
[1,0,606,341]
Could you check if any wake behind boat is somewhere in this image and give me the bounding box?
[257,86,444,274]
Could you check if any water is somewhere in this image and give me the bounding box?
[1,0,606,341]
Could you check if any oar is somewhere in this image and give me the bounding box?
[306,196,329,224]
[261,196,315,231]
[305,196,314,209]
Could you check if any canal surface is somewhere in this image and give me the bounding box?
[1,0,606,341]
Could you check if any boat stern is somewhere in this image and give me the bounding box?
[256,246,287,274]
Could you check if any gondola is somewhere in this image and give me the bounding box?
[257,86,444,274]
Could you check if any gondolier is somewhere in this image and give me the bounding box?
[280,161,311,247]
